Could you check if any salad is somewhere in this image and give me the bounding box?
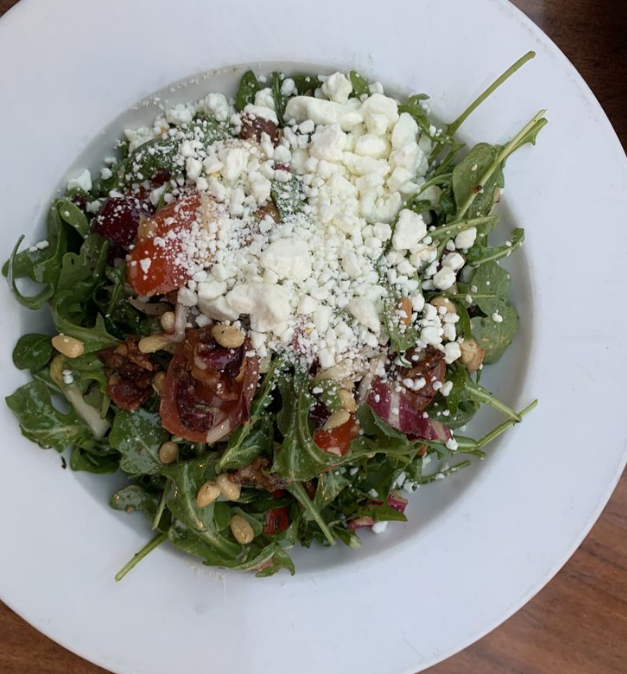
[5,53,543,579]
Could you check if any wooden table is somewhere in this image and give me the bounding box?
[0,0,625,672]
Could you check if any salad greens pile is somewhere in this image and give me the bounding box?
[4,53,541,579]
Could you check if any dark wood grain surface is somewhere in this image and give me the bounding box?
[0,1,625,673]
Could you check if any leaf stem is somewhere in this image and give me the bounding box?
[428,215,498,241]
[449,51,536,137]
[288,482,336,546]
[464,381,522,422]
[114,532,167,582]
[152,482,169,530]
[455,110,547,220]
[476,399,538,449]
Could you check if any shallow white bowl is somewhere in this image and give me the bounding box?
[0,1,626,673]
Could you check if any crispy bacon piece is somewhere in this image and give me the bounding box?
[98,336,159,411]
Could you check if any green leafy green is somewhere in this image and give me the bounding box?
[12,334,53,371]
[349,70,370,98]
[5,381,92,452]
[272,372,337,481]
[109,409,170,476]
[271,72,287,126]
[235,70,260,111]
[466,228,524,266]
[471,302,519,363]
[55,198,90,238]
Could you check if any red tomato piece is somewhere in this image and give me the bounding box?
[127,191,202,297]
[313,415,360,456]
[263,507,290,535]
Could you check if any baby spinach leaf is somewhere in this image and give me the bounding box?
[272,372,337,481]
[235,70,260,111]
[12,333,53,371]
[55,198,90,238]
[471,301,519,363]
[5,381,92,452]
[466,228,524,266]
[109,409,170,477]
[349,70,370,98]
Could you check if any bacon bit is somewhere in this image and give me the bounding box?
[228,456,286,492]
[98,336,159,411]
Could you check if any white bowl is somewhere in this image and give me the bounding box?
[1,1,626,673]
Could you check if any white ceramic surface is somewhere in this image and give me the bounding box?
[0,1,626,673]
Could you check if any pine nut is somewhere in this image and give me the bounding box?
[230,514,254,545]
[431,296,457,314]
[216,473,241,501]
[160,311,176,333]
[323,409,351,430]
[51,334,84,359]
[211,324,245,349]
[338,389,356,413]
[397,297,413,327]
[138,334,170,354]
[158,441,179,464]
[152,371,166,395]
[196,481,221,508]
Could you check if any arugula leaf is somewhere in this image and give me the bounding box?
[116,115,231,185]
[287,482,335,546]
[452,143,504,219]
[5,381,92,452]
[312,378,342,414]
[218,358,281,470]
[52,311,119,352]
[314,470,350,511]
[382,291,419,354]
[235,70,260,111]
[109,409,170,476]
[271,176,303,220]
[55,198,90,238]
[110,484,159,517]
[291,74,322,95]
[466,228,524,266]
[70,446,119,474]
[471,301,519,363]
[353,502,408,523]
[6,204,68,309]
[272,372,337,481]
[398,94,432,136]
[349,70,370,98]
[12,333,53,371]
[255,547,296,577]
[270,72,287,126]
[468,261,511,315]
[354,405,411,450]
